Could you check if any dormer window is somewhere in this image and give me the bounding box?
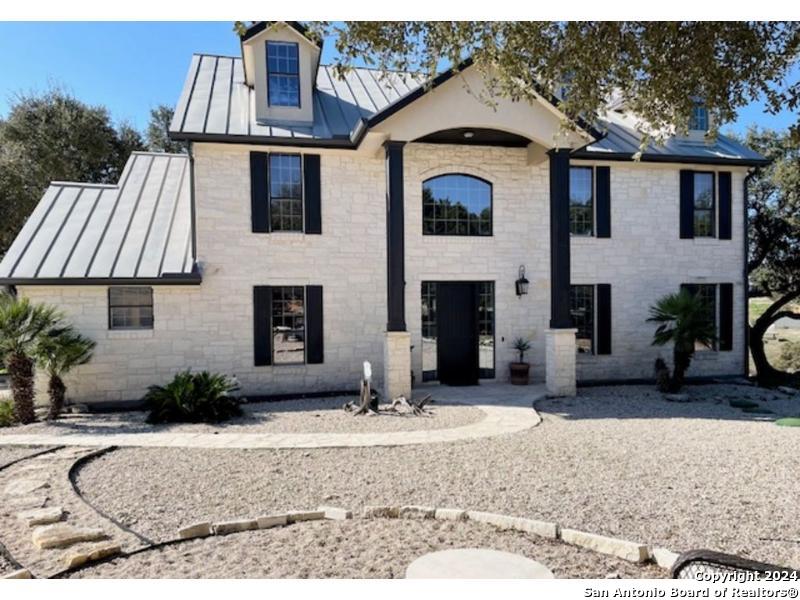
[267,41,300,107]
[689,104,709,132]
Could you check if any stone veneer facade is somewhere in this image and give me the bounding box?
[20,142,748,404]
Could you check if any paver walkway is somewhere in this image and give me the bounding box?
[0,384,544,449]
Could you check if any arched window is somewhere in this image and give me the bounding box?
[422,174,492,236]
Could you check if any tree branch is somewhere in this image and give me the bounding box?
[771,310,800,322]
[755,290,800,328]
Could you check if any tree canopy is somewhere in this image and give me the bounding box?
[743,128,800,384]
[297,22,800,141]
[0,91,182,257]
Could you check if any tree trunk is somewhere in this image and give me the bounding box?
[7,352,36,424]
[749,290,800,387]
[671,346,693,392]
[47,375,66,420]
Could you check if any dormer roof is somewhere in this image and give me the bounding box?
[240,21,321,46]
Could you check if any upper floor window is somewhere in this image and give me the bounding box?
[570,166,593,235]
[422,174,492,236]
[269,154,303,231]
[267,41,300,107]
[693,172,715,237]
[108,287,153,330]
[689,104,709,132]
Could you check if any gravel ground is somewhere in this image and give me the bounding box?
[0,445,51,468]
[76,384,800,570]
[0,552,18,576]
[65,518,663,579]
[0,397,483,436]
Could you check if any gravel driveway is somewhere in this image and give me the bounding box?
[75,384,800,569]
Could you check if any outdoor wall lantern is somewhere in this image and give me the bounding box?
[515,265,529,297]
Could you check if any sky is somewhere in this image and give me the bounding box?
[0,21,796,136]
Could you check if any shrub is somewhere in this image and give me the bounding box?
[145,371,241,424]
[0,399,15,427]
[774,340,800,373]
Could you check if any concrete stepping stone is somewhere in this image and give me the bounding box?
[17,506,64,527]
[4,477,50,496]
[32,523,107,550]
[406,548,555,579]
[2,568,32,579]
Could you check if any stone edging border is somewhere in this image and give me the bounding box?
[67,446,155,546]
[40,502,680,579]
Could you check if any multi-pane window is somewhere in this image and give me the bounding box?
[267,41,300,107]
[269,154,303,232]
[108,287,153,330]
[683,284,717,351]
[422,174,492,236]
[272,286,305,364]
[477,282,495,378]
[570,285,594,354]
[421,282,438,380]
[570,167,593,235]
[689,104,708,131]
[693,172,715,237]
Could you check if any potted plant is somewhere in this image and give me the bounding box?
[510,337,532,385]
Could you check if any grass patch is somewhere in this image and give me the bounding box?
[775,417,800,427]
[0,399,15,427]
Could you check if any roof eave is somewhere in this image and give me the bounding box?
[169,130,358,149]
[570,150,771,167]
[0,273,203,287]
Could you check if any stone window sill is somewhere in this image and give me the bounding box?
[107,329,154,340]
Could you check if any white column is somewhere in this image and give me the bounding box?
[545,328,577,397]
[383,331,412,401]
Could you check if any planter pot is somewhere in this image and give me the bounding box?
[509,362,530,385]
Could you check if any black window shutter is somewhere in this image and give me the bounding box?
[718,172,732,240]
[719,283,734,351]
[304,154,321,234]
[595,166,611,238]
[253,286,272,366]
[679,170,694,239]
[306,285,324,364]
[250,152,270,233]
[596,284,612,355]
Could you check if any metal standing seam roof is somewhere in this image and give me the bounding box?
[169,53,767,166]
[0,152,199,286]
[169,54,427,143]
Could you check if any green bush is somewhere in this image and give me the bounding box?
[774,340,800,373]
[144,371,241,424]
[0,399,15,427]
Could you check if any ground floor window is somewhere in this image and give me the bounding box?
[570,285,594,354]
[108,287,153,330]
[272,286,305,364]
[421,281,494,381]
[682,283,718,351]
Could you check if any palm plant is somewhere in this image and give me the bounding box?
[648,291,717,392]
[0,293,61,424]
[145,370,241,424]
[35,326,96,420]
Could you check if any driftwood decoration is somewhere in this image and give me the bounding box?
[343,378,380,415]
[389,393,433,416]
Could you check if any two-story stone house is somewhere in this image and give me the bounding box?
[0,21,768,405]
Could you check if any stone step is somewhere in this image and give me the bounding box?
[17,506,64,527]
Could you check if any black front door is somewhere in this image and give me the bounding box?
[436,282,479,386]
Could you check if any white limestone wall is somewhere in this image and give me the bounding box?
[403,143,552,384]
[571,160,748,380]
[21,143,389,404]
[19,146,748,404]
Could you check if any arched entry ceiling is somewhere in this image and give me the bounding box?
[415,128,531,148]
